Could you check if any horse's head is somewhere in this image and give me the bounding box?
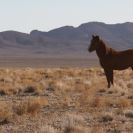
[88,35,100,52]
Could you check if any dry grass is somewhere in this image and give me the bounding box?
[124,110,133,118]
[0,68,132,132]
[38,125,57,133]
[13,97,48,116]
[99,113,113,122]
[0,102,12,125]
[62,114,90,133]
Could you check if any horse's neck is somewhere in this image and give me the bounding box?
[96,40,110,58]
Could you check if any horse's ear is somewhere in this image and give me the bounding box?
[95,35,100,40]
[92,35,95,38]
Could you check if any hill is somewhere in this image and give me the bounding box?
[0,22,133,58]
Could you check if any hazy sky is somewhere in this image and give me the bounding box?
[0,0,132,33]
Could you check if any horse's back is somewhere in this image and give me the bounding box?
[110,49,133,69]
[100,49,133,70]
[112,49,133,58]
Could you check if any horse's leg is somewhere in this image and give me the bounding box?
[110,70,114,85]
[131,66,133,71]
[104,69,111,88]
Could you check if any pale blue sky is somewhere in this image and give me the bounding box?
[0,0,132,33]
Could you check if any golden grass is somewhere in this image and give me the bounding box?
[13,97,48,116]
[38,125,57,133]
[0,102,12,124]
[0,68,132,132]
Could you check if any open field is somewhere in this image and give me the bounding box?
[0,57,98,68]
[0,67,133,133]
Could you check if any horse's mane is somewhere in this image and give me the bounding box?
[99,39,116,56]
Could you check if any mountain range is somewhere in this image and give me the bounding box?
[0,22,133,58]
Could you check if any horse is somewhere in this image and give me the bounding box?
[88,35,133,88]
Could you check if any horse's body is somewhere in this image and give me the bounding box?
[88,35,133,88]
[99,48,133,70]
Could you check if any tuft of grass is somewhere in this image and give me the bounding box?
[105,98,130,108]
[91,126,105,133]
[116,99,130,108]
[60,113,91,133]
[0,90,6,96]
[98,89,106,93]
[90,96,105,108]
[13,97,48,116]
[127,95,133,99]
[64,126,90,133]
[13,101,27,116]
[0,102,12,125]
[39,125,56,133]
[99,113,113,122]
[124,110,133,118]
[24,86,36,93]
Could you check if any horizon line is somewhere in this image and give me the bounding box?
[0,21,132,34]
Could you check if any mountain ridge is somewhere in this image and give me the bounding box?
[0,22,133,58]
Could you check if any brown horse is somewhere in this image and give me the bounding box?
[88,35,133,88]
